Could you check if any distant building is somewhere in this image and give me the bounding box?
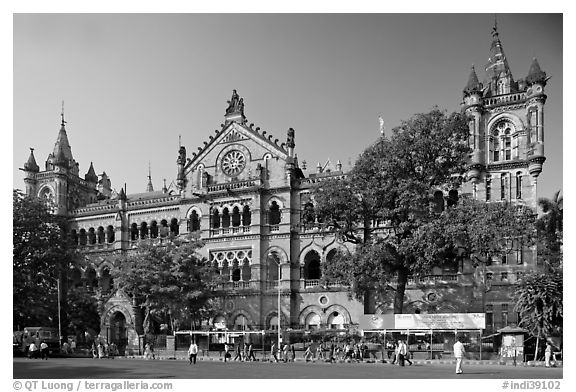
[19,24,548,354]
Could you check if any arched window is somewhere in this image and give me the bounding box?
[433,191,444,213]
[188,211,200,232]
[528,108,538,143]
[486,176,492,201]
[491,121,515,163]
[130,223,138,240]
[501,173,507,200]
[447,190,458,208]
[242,259,251,281]
[304,250,321,280]
[267,251,281,281]
[149,221,158,238]
[79,229,87,246]
[170,218,179,235]
[269,201,281,225]
[212,209,220,229]
[242,205,251,226]
[327,312,345,330]
[97,227,105,244]
[101,267,113,294]
[234,314,249,331]
[106,225,115,243]
[231,260,240,282]
[159,220,169,238]
[231,206,241,227]
[88,228,96,245]
[140,222,148,239]
[305,313,321,330]
[85,268,98,290]
[221,208,231,228]
[516,173,523,199]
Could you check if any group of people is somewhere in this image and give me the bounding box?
[222,342,258,362]
[386,340,413,366]
[91,341,118,359]
[27,341,50,359]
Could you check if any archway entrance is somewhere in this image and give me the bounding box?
[110,312,128,355]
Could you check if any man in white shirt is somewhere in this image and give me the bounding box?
[453,336,466,374]
[28,342,38,359]
[188,341,199,365]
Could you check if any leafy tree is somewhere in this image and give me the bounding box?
[513,270,562,358]
[113,234,222,333]
[315,109,471,313]
[13,189,76,330]
[65,287,101,341]
[536,190,563,271]
[408,197,536,271]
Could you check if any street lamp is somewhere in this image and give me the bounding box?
[268,252,281,350]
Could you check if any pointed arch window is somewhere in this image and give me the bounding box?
[188,210,200,232]
[106,225,115,243]
[221,208,231,228]
[212,209,220,229]
[231,206,241,227]
[242,205,251,226]
[170,218,179,235]
[97,227,105,244]
[490,121,515,163]
[500,173,507,200]
[130,223,139,241]
[304,250,321,280]
[269,201,281,225]
[150,221,158,238]
[516,172,523,199]
[486,176,492,201]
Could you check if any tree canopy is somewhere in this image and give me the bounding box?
[536,190,563,271]
[113,234,221,332]
[315,109,471,313]
[13,189,76,330]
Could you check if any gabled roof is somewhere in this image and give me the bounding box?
[184,120,289,172]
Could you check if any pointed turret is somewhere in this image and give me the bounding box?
[526,57,547,86]
[85,162,98,183]
[146,163,154,192]
[485,18,515,96]
[23,148,40,173]
[463,66,482,96]
[52,108,74,166]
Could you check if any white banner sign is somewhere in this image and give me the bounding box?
[394,313,486,329]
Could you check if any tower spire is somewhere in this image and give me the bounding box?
[61,100,66,127]
[146,161,154,192]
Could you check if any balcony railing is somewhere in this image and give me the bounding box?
[210,226,251,237]
[304,279,320,288]
[207,179,257,193]
[407,274,459,285]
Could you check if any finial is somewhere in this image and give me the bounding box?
[492,14,499,38]
[60,100,67,126]
[148,161,151,179]
[378,116,385,136]
[179,135,181,147]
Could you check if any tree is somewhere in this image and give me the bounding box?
[113,234,222,333]
[536,190,563,270]
[13,189,76,330]
[513,271,562,359]
[315,109,471,313]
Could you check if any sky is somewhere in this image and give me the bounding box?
[12,13,563,200]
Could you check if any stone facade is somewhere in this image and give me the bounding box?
[19,25,547,354]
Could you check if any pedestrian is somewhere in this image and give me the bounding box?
[233,342,242,361]
[188,340,199,365]
[243,343,249,361]
[70,340,76,353]
[316,343,324,361]
[271,342,279,363]
[98,342,105,359]
[224,342,231,362]
[109,342,117,358]
[282,343,289,363]
[453,336,466,374]
[248,343,257,361]
[291,344,296,362]
[40,341,49,360]
[404,341,413,366]
[545,342,554,367]
[62,341,70,355]
[28,342,38,359]
[396,340,406,366]
[304,344,313,362]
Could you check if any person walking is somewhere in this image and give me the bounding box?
[316,343,324,361]
[233,342,242,361]
[248,343,257,361]
[453,336,466,374]
[28,342,38,359]
[271,342,279,363]
[188,340,199,365]
[224,342,231,362]
[304,344,313,362]
[291,344,296,362]
[40,341,49,360]
[282,343,289,363]
[545,342,554,367]
[396,340,406,366]
[404,341,413,366]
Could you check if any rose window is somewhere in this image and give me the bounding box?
[221,150,246,176]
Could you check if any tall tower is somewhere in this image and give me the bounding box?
[20,107,100,215]
[462,21,548,210]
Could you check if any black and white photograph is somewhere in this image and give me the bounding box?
[9,3,566,390]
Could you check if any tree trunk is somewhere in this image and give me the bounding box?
[534,336,540,361]
[394,268,408,314]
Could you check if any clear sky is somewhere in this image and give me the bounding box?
[13,13,562,199]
